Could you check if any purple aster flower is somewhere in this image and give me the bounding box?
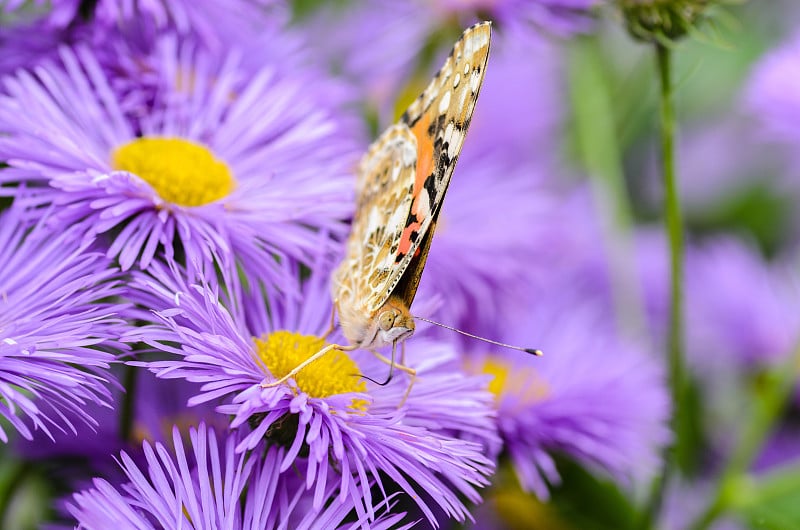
[0,7,77,77]
[67,422,411,529]
[0,33,359,285]
[300,0,435,123]
[127,260,497,527]
[15,369,224,473]
[636,117,787,214]
[1,0,52,18]
[434,0,599,37]
[462,29,567,174]
[745,31,800,148]
[84,0,286,51]
[660,480,745,530]
[741,29,800,203]
[685,237,800,368]
[465,283,671,500]
[415,156,555,345]
[0,208,127,443]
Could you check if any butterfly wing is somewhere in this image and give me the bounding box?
[332,124,419,342]
[332,22,491,344]
[388,21,492,307]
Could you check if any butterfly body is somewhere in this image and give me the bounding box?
[332,22,492,351]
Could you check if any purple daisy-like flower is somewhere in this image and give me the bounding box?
[685,237,800,368]
[462,28,567,173]
[744,31,800,147]
[15,369,224,474]
[416,156,554,344]
[0,208,126,443]
[68,422,411,529]
[741,29,800,193]
[434,0,599,37]
[0,32,359,283]
[0,5,77,77]
[301,0,435,121]
[466,284,671,500]
[127,260,497,527]
[86,0,285,51]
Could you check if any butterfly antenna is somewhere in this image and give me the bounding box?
[413,315,543,356]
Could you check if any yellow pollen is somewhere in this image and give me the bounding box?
[476,357,550,403]
[112,137,235,207]
[255,331,368,411]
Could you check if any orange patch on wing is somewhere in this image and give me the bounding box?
[397,115,434,256]
[411,113,434,195]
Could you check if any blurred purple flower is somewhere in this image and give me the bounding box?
[745,32,800,147]
[126,260,497,527]
[462,29,567,174]
[466,284,671,499]
[0,34,359,284]
[85,0,285,51]
[434,0,598,37]
[0,13,76,77]
[0,208,126,443]
[660,479,745,530]
[685,237,800,368]
[638,117,786,214]
[416,156,554,344]
[741,30,800,198]
[301,0,435,122]
[67,422,411,529]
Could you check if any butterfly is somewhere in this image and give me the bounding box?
[331,22,492,353]
[263,22,497,389]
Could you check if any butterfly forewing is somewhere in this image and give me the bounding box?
[389,21,492,308]
[332,22,491,346]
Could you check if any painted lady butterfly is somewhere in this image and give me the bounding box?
[332,21,493,352]
[264,22,528,389]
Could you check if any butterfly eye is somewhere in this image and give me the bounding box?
[378,310,396,331]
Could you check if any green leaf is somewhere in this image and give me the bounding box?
[734,464,800,530]
[547,457,640,530]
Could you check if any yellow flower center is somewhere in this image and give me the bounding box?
[255,331,368,412]
[112,137,235,207]
[489,464,570,530]
[476,357,550,403]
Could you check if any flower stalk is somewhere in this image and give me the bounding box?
[688,343,800,530]
[640,40,687,529]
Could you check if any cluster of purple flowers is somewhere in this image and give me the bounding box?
[2,0,799,528]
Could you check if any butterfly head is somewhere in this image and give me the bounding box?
[368,295,415,349]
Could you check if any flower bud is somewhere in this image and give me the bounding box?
[618,0,714,42]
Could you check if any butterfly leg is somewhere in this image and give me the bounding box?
[398,371,417,408]
[321,304,337,340]
[260,343,356,388]
[369,348,416,377]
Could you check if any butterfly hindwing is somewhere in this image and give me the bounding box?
[332,125,418,333]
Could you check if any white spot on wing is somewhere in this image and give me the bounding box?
[438,90,451,114]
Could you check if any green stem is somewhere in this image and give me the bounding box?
[119,363,139,443]
[0,460,30,525]
[688,345,800,530]
[639,41,687,529]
